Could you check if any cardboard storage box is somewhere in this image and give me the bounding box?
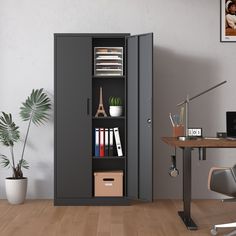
[94,171,123,197]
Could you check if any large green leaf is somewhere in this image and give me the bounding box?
[20,88,51,125]
[0,154,11,168]
[0,112,20,146]
[19,159,29,169]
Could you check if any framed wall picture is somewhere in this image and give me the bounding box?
[221,0,236,42]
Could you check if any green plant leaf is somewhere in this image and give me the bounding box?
[108,96,122,106]
[0,112,20,146]
[20,88,51,126]
[109,97,122,106]
[0,154,11,168]
[109,96,114,106]
[117,98,121,106]
[19,159,29,169]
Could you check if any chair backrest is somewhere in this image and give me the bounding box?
[209,166,236,197]
[231,165,236,180]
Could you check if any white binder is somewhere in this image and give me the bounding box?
[114,127,123,156]
[109,128,114,156]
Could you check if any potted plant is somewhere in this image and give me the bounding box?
[108,96,123,117]
[0,88,51,204]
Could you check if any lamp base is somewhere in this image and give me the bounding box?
[177,136,198,141]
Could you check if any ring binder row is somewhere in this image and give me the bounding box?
[94,127,123,157]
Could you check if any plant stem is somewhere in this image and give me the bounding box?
[10,145,15,169]
[20,115,32,169]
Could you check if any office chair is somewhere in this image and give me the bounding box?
[209,165,236,236]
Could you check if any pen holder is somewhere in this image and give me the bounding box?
[173,125,184,137]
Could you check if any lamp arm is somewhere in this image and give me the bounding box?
[176,80,227,138]
[177,80,227,107]
[189,80,227,102]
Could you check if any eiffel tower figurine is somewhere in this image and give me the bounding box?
[95,86,107,117]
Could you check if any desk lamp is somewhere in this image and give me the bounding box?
[177,80,227,140]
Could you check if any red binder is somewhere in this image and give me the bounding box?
[99,128,104,157]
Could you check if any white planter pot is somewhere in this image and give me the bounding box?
[109,106,123,117]
[5,178,27,204]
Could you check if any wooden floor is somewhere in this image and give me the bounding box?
[0,200,236,236]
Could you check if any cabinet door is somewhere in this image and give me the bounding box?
[127,33,153,201]
[127,35,139,199]
[138,33,153,201]
[55,36,92,199]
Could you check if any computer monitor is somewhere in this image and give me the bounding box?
[227,111,236,138]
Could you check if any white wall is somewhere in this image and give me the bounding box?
[0,0,235,199]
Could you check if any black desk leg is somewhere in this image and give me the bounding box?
[178,147,198,230]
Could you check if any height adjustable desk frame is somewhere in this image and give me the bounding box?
[162,137,236,230]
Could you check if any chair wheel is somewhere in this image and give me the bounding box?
[211,228,217,235]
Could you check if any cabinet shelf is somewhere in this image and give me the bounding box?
[92,116,125,119]
[92,156,126,159]
[92,76,125,79]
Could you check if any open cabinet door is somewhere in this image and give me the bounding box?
[127,35,139,200]
[138,33,153,201]
[127,33,153,201]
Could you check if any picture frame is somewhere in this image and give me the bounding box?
[221,0,236,42]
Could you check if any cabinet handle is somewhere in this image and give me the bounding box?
[147,118,152,124]
[87,98,90,115]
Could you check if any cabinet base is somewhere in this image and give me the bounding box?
[54,197,130,206]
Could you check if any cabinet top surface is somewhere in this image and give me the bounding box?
[162,137,236,148]
[54,33,130,37]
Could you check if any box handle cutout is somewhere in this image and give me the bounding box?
[103,178,114,181]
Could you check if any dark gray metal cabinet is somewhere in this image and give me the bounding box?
[54,33,153,205]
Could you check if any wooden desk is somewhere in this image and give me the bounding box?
[162,137,236,230]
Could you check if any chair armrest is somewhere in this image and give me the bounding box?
[208,167,229,190]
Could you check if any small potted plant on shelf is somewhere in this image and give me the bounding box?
[0,89,51,204]
[108,96,123,117]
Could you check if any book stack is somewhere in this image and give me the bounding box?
[94,127,123,157]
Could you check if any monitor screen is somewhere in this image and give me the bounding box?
[227,111,236,138]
